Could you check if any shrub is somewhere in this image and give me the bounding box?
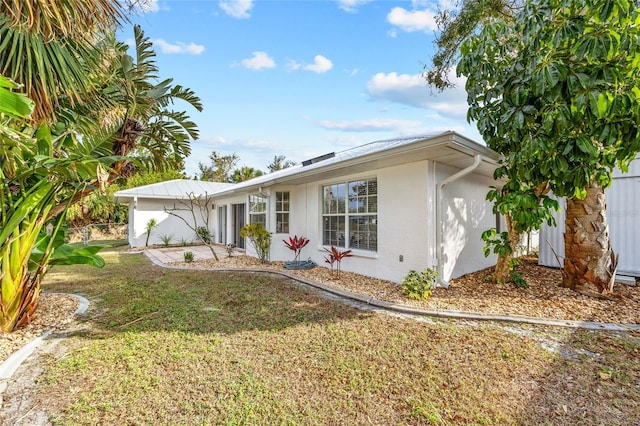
[283,235,310,264]
[226,243,235,258]
[196,226,211,244]
[160,234,174,247]
[323,246,352,277]
[402,268,437,301]
[240,223,272,263]
[183,251,194,263]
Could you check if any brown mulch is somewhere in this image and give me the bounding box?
[0,293,80,364]
[178,254,640,325]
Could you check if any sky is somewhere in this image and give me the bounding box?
[120,0,482,178]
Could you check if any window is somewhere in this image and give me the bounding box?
[275,191,290,233]
[322,178,377,251]
[249,193,267,227]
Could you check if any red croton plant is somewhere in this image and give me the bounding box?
[323,246,352,277]
[283,235,310,264]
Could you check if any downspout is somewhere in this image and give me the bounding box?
[435,154,483,288]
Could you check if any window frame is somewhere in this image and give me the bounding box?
[275,191,290,234]
[248,193,267,227]
[321,177,377,252]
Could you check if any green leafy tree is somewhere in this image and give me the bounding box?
[267,155,296,173]
[231,166,264,183]
[458,0,640,295]
[198,151,239,182]
[425,0,521,91]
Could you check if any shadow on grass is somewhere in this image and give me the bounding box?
[45,247,368,337]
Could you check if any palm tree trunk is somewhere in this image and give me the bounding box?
[562,184,616,295]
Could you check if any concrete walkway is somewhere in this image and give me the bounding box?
[144,246,640,332]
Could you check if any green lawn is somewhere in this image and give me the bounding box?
[37,248,639,425]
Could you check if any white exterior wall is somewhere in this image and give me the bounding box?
[128,198,216,248]
[435,163,498,281]
[209,160,497,283]
[539,157,640,277]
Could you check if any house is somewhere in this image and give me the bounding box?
[538,155,640,281]
[114,131,502,286]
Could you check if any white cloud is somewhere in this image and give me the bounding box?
[337,0,373,13]
[304,55,333,73]
[317,118,423,132]
[219,0,254,19]
[152,39,205,55]
[288,55,333,74]
[386,6,438,33]
[241,51,276,70]
[366,70,469,119]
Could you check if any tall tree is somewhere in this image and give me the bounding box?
[198,151,239,182]
[231,166,264,183]
[267,155,296,173]
[425,0,521,92]
[0,0,128,122]
[459,0,640,295]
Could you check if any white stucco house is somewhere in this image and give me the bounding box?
[114,131,502,286]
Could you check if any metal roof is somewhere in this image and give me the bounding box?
[113,179,233,202]
[114,131,501,202]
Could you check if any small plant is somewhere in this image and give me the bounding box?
[511,271,528,288]
[240,223,272,263]
[183,251,194,263]
[323,246,352,277]
[283,235,310,265]
[159,234,174,247]
[196,226,211,244]
[226,243,235,257]
[180,237,188,247]
[144,218,158,246]
[402,268,437,301]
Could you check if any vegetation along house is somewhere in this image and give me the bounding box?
[114,131,502,286]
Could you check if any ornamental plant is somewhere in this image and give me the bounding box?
[323,246,352,277]
[283,235,310,264]
[402,269,437,301]
[241,223,272,263]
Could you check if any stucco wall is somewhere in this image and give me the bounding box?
[129,198,215,248]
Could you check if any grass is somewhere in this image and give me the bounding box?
[36,248,640,425]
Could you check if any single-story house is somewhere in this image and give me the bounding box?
[539,155,640,281]
[114,131,502,286]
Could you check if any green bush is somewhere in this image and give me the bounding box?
[183,251,194,263]
[402,268,437,301]
[196,226,211,244]
[240,223,271,263]
[160,234,174,247]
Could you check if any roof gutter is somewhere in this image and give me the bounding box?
[435,154,483,288]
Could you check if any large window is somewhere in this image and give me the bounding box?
[322,178,377,251]
[275,191,290,233]
[249,193,267,227]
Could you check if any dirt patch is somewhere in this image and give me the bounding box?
[178,254,640,325]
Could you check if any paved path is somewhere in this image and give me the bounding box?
[144,246,640,332]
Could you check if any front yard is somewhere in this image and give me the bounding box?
[2,248,638,425]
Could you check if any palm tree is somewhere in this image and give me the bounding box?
[231,166,264,183]
[104,25,203,177]
[0,0,128,123]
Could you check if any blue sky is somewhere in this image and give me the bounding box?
[121,0,481,177]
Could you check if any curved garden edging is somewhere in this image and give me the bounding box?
[144,251,640,332]
[0,294,90,384]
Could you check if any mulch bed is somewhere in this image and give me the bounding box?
[179,254,640,325]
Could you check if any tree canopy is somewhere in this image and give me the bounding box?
[458,0,640,294]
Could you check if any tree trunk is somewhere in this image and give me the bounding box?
[562,184,616,295]
[494,212,521,283]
